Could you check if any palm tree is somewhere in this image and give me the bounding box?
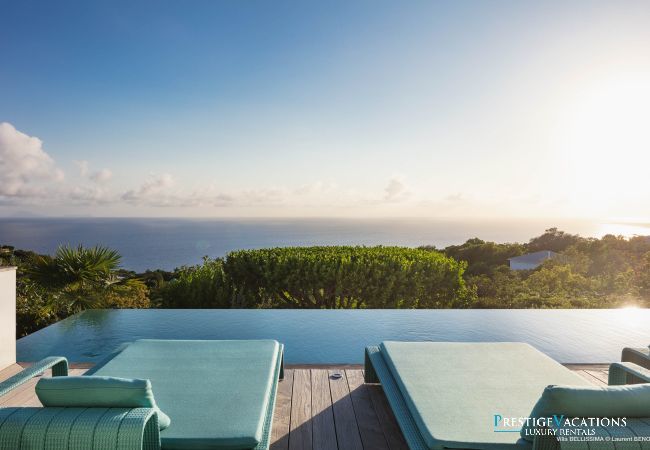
[28,245,125,312]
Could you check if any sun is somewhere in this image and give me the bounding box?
[553,72,650,218]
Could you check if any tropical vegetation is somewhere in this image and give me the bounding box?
[2,228,649,337]
[2,245,148,336]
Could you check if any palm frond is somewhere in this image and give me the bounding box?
[27,244,122,292]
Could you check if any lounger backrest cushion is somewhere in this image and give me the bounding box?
[36,376,171,430]
[522,383,650,441]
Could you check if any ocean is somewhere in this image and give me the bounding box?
[1,217,648,272]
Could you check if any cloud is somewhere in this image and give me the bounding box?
[0,122,64,198]
[115,180,363,209]
[76,160,112,183]
[122,173,175,202]
[444,193,465,203]
[69,185,112,205]
[90,168,113,183]
[75,160,90,177]
[384,176,410,202]
[212,193,235,206]
[119,181,289,209]
[0,122,422,214]
[293,181,340,197]
[239,188,286,205]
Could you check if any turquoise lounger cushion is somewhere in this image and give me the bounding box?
[35,375,171,430]
[379,341,591,450]
[522,383,650,441]
[87,339,282,450]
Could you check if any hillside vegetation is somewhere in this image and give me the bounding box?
[158,246,469,309]
[3,228,649,337]
[438,228,650,308]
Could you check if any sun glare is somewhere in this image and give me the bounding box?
[556,73,650,217]
[598,222,650,237]
[616,304,643,328]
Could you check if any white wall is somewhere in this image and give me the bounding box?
[0,267,16,370]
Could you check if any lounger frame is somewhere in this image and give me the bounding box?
[365,346,430,450]
[253,344,284,450]
[621,347,650,369]
[0,357,160,450]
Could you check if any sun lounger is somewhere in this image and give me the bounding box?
[86,339,283,450]
[0,339,283,450]
[365,342,650,450]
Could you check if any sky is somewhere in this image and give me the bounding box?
[2,0,650,219]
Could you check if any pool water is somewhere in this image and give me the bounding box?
[16,309,650,364]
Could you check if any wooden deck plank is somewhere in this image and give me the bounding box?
[572,369,594,382]
[328,370,363,450]
[17,362,95,370]
[289,369,313,450]
[286,365,363,370]
[367,384,409,450]
[271,369,294,450]
[563,364,610,371]
[583,369,609,386]
[0,367,88,407]
[0,369,51,407]
[572,370,599,385]
[346,370,390,450]
[573,369,609,386]
[0,363,24,381]
[312,370,338,450]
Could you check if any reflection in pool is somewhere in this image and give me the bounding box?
[17,309,650,364]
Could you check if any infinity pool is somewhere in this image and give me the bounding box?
[17,309,650,364]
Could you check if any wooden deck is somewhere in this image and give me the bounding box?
[1,363,609,450]
[271,364,609,450]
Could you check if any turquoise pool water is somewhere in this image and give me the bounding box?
[16,309,650,364]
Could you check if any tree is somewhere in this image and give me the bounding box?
[526,228,583,253]
[26,245,149,313]
[441,238,524,276]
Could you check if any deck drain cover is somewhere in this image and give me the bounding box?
[330,373,342,380]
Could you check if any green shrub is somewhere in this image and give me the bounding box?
[157,257,231,308]
[224,246,472,308]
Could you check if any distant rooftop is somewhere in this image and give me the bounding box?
[508,250,559,264]
[508,251,559,270]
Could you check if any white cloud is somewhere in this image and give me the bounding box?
[239,188,287,205]
[90,168,113,183]
[122,173,175,202]
[69,185,112,205]
[74,160,90,177]
[0,123,116,206]
[293,181,341,198]
[384,176,410,202]
[114,179,370,210]
[0,123,431,215]
[119,182,289,209]
[212,193,235,207]
[76,160,112,183]
[0,122,64,198]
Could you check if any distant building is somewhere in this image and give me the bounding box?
[508,250,559,271]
